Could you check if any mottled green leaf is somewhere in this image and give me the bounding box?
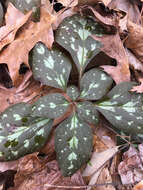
[55,14,103,76]
[0,103,32,126]
[55,113,93,176]
[80,68,113,100]
[96,82,143,138]
[30,42,72,90]
[76,101,99,125]
[66,86,79,101]
[32,93,70,119]
[0,118,53,161]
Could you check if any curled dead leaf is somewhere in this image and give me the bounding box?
[108,0,141,24]
[92,33,130,83]
[118,145,143,185]
[10,154,85,190]
[0,3,55,86]
[0,3,32,51]
[125,20,143,63]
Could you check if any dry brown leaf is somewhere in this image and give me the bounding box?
[0,4,55,86]
[10,154,85,190]
[86,6,117,27]
[93,33,130,83]
[108,0,141,24]
[0,160,18,172]
[95,168,115,190]
[118,145,143,185]
[0,71,52,113]
[82,147,118,177]
[0,3,32,51]
[125,20,143,63]
[126,48,143,72]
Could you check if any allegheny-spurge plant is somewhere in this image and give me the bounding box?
[0,14,143,176]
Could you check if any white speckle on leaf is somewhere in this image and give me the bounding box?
[37,45,45,54]
[13,114,21,121]
[71,44,76,51]
[68,163,74,170]
[91,44,97,51]
[11,151,18,156]
[100,73,107,80]
[128,121,134,126]
[99,106,115,112]
[69,136,78,149]
[137,116,142,120]
[137,126,142,130]
[89,83,99,89]
[24,139,30,148]
[37,128,44,135]
[46,76,52,80]
[113,94,120,99]
[25,0,31,4]
[83,137,87,141]
[70,115,78,130]
[44,56,54,69]
[2,114,8,119]
[68,152,77,161]
[115,116,122,120]
[71,37,75,42]
[49,102,56,109]
[122,107,136,113]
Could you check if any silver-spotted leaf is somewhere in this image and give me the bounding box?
[76,101,99,124]
[0,118,53,161]
[96,82,143,138]
[32,93,70,119]
[80,68,113,100]
[0,103,32,126]
[55,113,93,176]
[30,42,72,90]
[55,14,103,76]
[66,86,79,101]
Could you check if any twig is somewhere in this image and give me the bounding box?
[44,183,115,189]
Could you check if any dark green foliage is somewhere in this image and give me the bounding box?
[80,69,113,100]
[31,93,70,118]
[66,86,79,101]
[55,113,93,176]
[96,82,143,137]
[0,103,53,161]
[55,14,103,76]
[76,101,99,124]
[30,42,72,90]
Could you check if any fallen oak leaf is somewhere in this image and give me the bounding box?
[0,3,32,51]
[108,0,141,24]
[125,20,143,63]
[0,4,55,86]
[92,33,130,83]
[82,147,119,177]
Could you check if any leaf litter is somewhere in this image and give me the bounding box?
[0,0,143,189]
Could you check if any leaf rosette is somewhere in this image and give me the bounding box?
[0,14,143,177]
